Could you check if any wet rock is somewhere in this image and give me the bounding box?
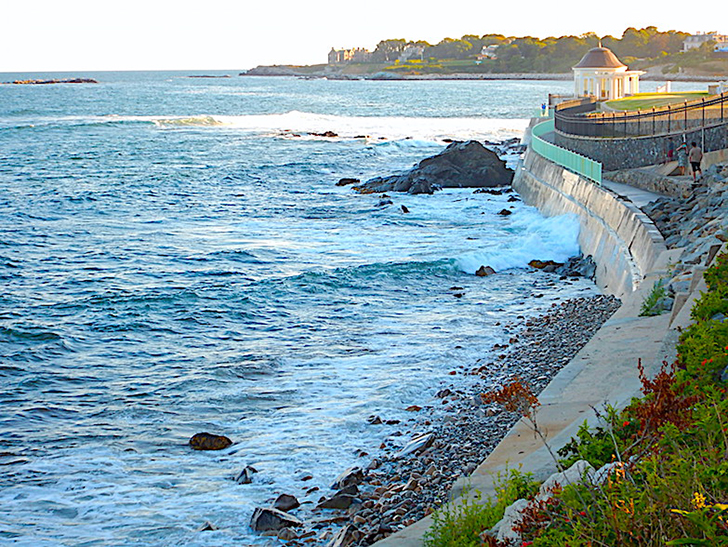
[278,527,298,540]
[331,467,364,490]
[328,524,360,547]
[317,493,359,510]
[497,208,512,216]
[336,178,360,186]
[475,265,496,277]
[367,415,383,425]
[529,259,564,272]
[235,465,258,484]
[274,494,300,512]
[396,433,434,458]
[401,205,410,213]
[354,141,513,195]
[250,507,303,532]
[189,432,232,450]
[197,521,217,531]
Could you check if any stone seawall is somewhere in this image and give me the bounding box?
[554,123,728,171]
[513,148,666,297]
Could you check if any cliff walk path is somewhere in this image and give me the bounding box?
[373,174,720,546]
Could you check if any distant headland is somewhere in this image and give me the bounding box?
[2,78,98,85]
[243,27,728,80]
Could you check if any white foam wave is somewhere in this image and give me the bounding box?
[456,211,581,274]
[151,111,528,143]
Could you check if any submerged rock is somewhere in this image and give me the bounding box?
[354,140,513,195]
[189,432,232,450]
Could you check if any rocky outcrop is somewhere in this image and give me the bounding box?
[353,141,513,195]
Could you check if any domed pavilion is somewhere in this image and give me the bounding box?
[573,45,643,101]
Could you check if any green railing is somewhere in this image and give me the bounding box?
[531,118,602,184]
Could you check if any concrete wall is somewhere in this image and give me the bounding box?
[554,123,728,170]
[513,148,666,297]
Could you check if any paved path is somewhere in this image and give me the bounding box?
[601,178,663,208]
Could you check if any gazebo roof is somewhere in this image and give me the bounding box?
[573,46,626,69]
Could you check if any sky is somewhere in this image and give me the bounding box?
[0,0,715,72]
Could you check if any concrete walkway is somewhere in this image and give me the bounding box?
[601,178,663,208]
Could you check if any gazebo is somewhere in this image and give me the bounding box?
[573,45,643,101]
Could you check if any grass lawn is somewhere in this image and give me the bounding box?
[606,91,711,111]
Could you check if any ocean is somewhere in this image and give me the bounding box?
[0,72,687,546]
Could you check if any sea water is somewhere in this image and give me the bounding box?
[0,73,686,546]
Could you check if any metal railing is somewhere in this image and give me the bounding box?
[555,92,728,138]
[531,118,602,184]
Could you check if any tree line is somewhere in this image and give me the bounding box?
[369,27,702,73]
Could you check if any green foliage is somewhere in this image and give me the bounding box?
[557,409,637,469]
[424,469,538,547]
[640,279,668,316]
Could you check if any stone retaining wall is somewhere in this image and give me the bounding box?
[554,123,728,171]
[513,148,666,297]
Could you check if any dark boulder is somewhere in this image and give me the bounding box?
[476,266,496,277]
[273,494,300,512]
[235,465,258,484]
[336,178,360,186]
[354,140,513,195]
[249,507,303,532]
[331,467,364,490]
[529,260,563,273]
[189,432,232,450]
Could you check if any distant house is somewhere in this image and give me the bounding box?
[683,32,728,52]
[477,44,500,61]
[398,44,425,62]
[328,47,372,65]
[573,45,643,101]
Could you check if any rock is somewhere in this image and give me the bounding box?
[197,521,217,531]
[405,405,422,412]
[328,524,360,547]
[317,493,359,510]
[555,254,596,279]
[336,178,360,186]
[401,205,410,213]
[312,131,338,138]
[335,484,360,496]
[278,527,298,540]
[376,199,393,207]
[475,265,496,277]
[354,140,513,195]
[189,432,232,450]
[235,465,258,484]
[539,460,595,496]
[250,507,303,532]
[529,259,564,272]
[396,433,434,458]
[495,498,529,544]
[497,209,512,216]
[367,415,383,425]
[331,467,364,490]
[274,494,300,512]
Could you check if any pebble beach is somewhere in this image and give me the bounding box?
[255,293,621,546]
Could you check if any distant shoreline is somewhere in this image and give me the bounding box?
[240,67,724,83]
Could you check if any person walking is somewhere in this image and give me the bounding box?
[688,142,703,182]
[676,141,688,176]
